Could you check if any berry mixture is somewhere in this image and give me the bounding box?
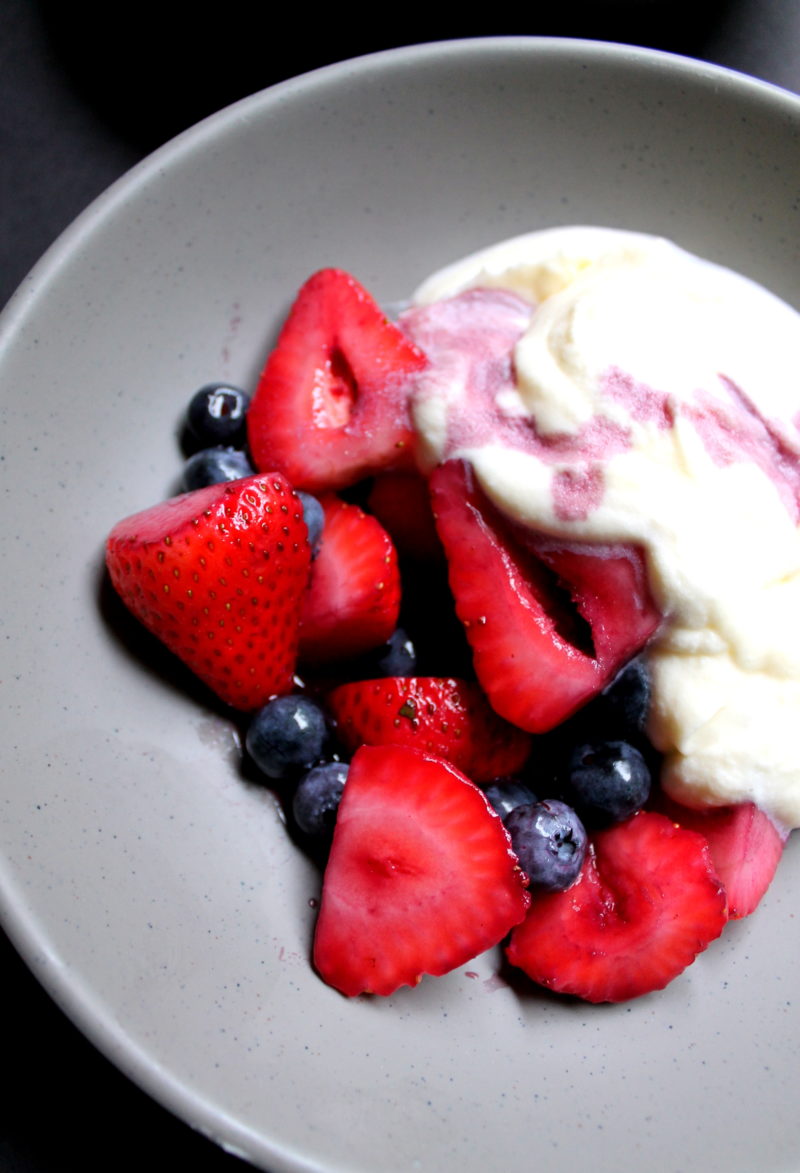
[105,261,792,1003]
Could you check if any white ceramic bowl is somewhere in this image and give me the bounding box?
[1,37,799,1173]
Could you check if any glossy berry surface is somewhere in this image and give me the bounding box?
[370,628,418,676]
[246,695,328,779]
[181,446,254,491]
[504,799,587,892]
[578,656,652,741]
[187,382,251,447]
[313,745,530,996]
[297,491,325,556]
[483,779,538,820]
[105,474,310,710]
[566,740,651,826]
[293,762,349,838]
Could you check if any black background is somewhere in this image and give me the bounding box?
[1,1,799,1169]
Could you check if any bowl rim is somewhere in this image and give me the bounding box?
[2,33,800,1172]
[2,33,800,337]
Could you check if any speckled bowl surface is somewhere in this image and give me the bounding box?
[1,37,799,1173]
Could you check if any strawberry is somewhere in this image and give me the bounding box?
[366,472,444,562]
[105,474,310,710]
[429,458,661,733]
[313,744,530,996]
[506,810,728,1003]
[298,494,401,664]
[326,676,532,784]
[247,269,427,493]
[649,793,788,919]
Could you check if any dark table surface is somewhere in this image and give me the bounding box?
[2,2,799,1170]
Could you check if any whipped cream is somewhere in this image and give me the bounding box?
[405,227,800,831]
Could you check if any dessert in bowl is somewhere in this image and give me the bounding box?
[2,36,800,1173]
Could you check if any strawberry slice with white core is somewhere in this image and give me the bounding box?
[506,810,728,1003]
[313,744,530,996]
[429,458,661,732]
[247,269,427,493]
[650,794,788,919]
[298,494,401,664]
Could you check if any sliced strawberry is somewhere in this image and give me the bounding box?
[247,269,427,493]
[313,744,530,996]
[366,472,444,561]
[650,793,788,919]
[105,475,311,710]
[298,494,401,664]
[326,676,532,784]
[506,810,728,1003]
[429,459,661,732]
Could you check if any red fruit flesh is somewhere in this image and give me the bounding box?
[650,794,787,918]
[326,676,532,784]
[105,475,311,710]
[506,810,728,1003]
[366,472,444,561]
[313,744,530,996]
[298,495,401,664]
[429,458,661,732]
[247,269,427,493]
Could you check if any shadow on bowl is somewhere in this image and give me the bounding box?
[35,0,738,150]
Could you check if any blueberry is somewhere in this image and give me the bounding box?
[181,446,254,491]
[483,778,538,820]
[297,491,325,556]
[504,799,587,892]
[575,656,652,742]
[293,762,349,837]
[246,695,328,780]
[597,657,652,735]
[344,627,418,680]
[372,628,418,676]
[186,383,251,448]
[565,740,651,826]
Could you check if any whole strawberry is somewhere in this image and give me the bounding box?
[105,474,311,710]
[326,676,532,784]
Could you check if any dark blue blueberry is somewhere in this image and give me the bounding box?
[574,656,652,742]
[181,446,254,491]
[245,695,328,780]
[187,383,251,447]
[373,628,417,676]
[483,778,538,820]
[293,762,349,837]
[566,740,651,826]
[504,800,587,892]
[597,657,652,735]
[297,491,325,556]
[344,627,418,680]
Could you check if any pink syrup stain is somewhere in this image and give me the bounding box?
[464,970,508,992]
[403,288,800,526]
[686,375,800,521]
[402,290,633,521]
[220,301,243,369]
[552,465,604,522]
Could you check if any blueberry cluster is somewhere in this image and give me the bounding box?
[245,693,346,839]
[180,382,254,491]
[177,383,345,840]
[485,658,655,893]
[240,626,423,849]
